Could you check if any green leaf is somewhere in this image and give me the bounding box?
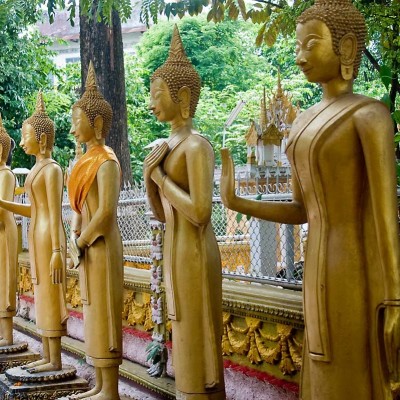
[236,212,243,223]
[380,65,392,90]
[392,110,400,124]
[255,22,266,47]
[381,93,391,109]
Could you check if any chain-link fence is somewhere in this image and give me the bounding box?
[214,166,305,289]
[16,166,306,289]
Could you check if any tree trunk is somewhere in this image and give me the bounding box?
[79,3,133,185]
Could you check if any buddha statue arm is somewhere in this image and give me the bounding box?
[0,170,15,218]
[152,138,214,227]
[355,103,400,299]
[0,198,31,218]
[220,148,307,225]
[76,160,120,249]
[69,211,82,269]
[44,163,64,284]
[355,102,400,379]
[144,143,168,222]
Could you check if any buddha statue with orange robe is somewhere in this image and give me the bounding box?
[220,1,400,398]
[144,25,226,400]
[68,61,123,400]
[0,92,67,373]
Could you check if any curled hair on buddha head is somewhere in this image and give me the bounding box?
[297,0,366,77]
[0,114,11,162]
[151,24,201,118]
[23,91,55,150]
[73,61,113,138]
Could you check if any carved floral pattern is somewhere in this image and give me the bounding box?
[18,266,33,294]
[222,312,302,375]
[66,277,81,308]
[123,290,154,331]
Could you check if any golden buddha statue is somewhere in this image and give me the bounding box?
[220,1,400,398]
[0,115,18,347]
[68,61,123,400]
[144,25,226,400]
[0,92,68,372]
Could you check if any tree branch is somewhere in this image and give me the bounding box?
[363,48,400,97]
[363,48,380,72]
[254,0,284,9]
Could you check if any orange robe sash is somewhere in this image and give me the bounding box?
[68,145,120,213]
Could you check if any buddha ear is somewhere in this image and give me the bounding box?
[0,144,3,161]
[339,33,357,81]
[178,86,191,119]
[39,133,47,155]
[93,115,104,140]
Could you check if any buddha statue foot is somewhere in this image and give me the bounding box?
[5,364,76,383]
[68,386,101,399]
[20,357,48,370]
[86,393,120,400]
[0,342,28,354]
[27,361,62,373]
[67,390,120,400]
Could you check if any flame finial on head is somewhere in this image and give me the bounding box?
[35,91,46,114]
[168,24,190,62]
[85,60,98,91]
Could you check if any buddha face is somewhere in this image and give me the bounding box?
[149,78,181,123]
[20,124,40,156]
[71,107,95,144]
[295,19,341,84]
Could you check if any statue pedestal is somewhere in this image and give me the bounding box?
[0,342,40,373]
[0,365,89,399]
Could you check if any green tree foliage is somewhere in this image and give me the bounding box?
[125,15,387,180]
[137,0,400,118]
[0,15,59,168]
[137,18,271,91]
[0,3,80,170]
[34,0,399,112]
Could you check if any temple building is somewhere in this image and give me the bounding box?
[245,72,298,173]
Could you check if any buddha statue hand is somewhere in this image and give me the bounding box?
[50,250,64,284]
[143,142,169,187]
[220,148,238,209]
[384,304,400,381]
[69,237,81,269]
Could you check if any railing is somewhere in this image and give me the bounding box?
[16,166,305,289]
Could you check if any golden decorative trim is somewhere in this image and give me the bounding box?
[66,277,81,308]
[123,290,154,331]
[223,313,302,375]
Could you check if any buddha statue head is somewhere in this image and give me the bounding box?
[22,91,55,154]
[0,114,11,163]
[72,61,113,141]
[150,25,201,121]
[296,0,366,81]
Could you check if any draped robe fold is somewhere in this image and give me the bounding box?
[287,94,392,400]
